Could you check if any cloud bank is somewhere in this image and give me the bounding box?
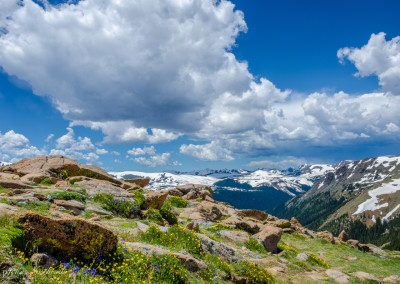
[0,0,399,164]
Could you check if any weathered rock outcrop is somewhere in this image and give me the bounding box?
[18,213,118,260]
[124,178,150,188]
[174,184,213,200]
[2,156,120,185]
[197,233,242,263]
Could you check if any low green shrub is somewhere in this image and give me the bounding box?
[39,178,53,186]
[48,191,86,203]
[244,238,265,254]
[140,225,202,256]
[145,209,163,223]
[169,196,188,208]
[133,191,146,208]
[160,201,178,225]
[0,185,10,194]
[307,253,329,268]
[233,261,274,284]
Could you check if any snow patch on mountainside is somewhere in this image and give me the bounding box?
[110,171,219,191]
[0,161,11,166]
[353,178,400,215]
[233,169,317,196]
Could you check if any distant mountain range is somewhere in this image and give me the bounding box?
[273,154,400,249]
[111,154,400,249]
[110,163,337,212]
[0,161,11,166]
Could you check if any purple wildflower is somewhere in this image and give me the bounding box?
[63,262,70,269]
[90,269,97,276]
[83,268,89,274]
[73,266,79,273]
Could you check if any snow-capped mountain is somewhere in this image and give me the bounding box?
[219,164,336,197]
[274,154,400,229]
[109,171,219,191]
[172,169,249,179]
[0,161,11,166]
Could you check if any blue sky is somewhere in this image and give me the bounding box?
[0,0,399,171]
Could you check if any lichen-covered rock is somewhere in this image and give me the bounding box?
[353,271,380,282]
[0,180,32,189]
[74,178,130,197]
[0,203,19,215]
[254,225,283,253]
[238,209,268,221]
[358,243,388,256]
[222,216,260,234]
[325,269,350,284]
[18,213,118,260]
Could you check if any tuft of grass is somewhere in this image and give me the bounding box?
[39,178,54,186]
[277,242,298,256]
[145,209,163,223]
[0,185,10,194]
[139,225,202,256]
[244,238,265,254]
[20,201,51,215]
[233,261,274,284]
[307,253,329,268]
[169,196,188,208]
[48,191,86,203]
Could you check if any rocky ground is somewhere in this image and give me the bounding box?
[0,156,399,283]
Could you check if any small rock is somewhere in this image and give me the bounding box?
[358,243,389,257]
[353,271,380,282]
[267,219,291,228]
[254,225,283,253]
[296,252,309,262]
[290,217,303,228]
[31,253,58,269]
[325,269,350,283]
[124,178,150,188]
[171,252,206,272]
[238,209,268,221]
[168,188,183,197]
[347,256,357,261]
[347,239,360,249]
[282,227,295,234]
[383,275,400,283]
[33,193,47,201]
[0,203,19,215]
[316,231,335,244]
[141,191,168,210]
[220,230,250,243]
[338,230,348,242]
[186,222,200,232]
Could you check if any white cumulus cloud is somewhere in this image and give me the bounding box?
[0,130,44,162]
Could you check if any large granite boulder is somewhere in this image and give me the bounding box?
[2,155,120,185]
[174,184,213,200]
[18,213,118,260]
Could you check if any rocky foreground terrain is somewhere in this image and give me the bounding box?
[1,156,400,283]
